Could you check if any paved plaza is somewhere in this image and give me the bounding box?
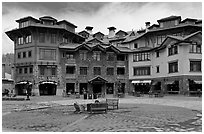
[2,95,202,132]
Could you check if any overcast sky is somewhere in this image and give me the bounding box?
[2,2,202,54]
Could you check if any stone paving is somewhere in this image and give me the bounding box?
[2,95,202,132]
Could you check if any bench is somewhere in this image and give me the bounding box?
[90,103,107,114]
[106,98,119,110]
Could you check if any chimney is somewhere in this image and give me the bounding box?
[85,26,93,34]
[145,22,150,32]
[2,63,5,78]
[107,26,116,38]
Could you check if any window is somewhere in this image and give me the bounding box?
[107,67,114,75]
[157,35,166,45]
[134,43,138,48]
[28,51,32,58]
[190,43,201,53]
[17,52,21,59]
[156,66,160,73]
[94,67,101,75]
[63,37,68,43]
[39,49,56,60]
[66,66,75,74]
[107,53,114,61]
[18,37,24,45]
[168,45,178,56]
[29,67,33,74]
[117,54,125,61]
[40,67,45,75]
[19,68,22,74]
[80,67,88,75]
[80,51,87,60]
[93,51,101,61]
[51,34,56,43]
[51,67,56,75]
[160,22,164,28]
[23,52,26,58]
[190,60,201,72]
[24,67,27,74]
[20,21,30,28]
[25,35,32,43]
[133,52,150,62]
[65,53,74,59]
[117,67,125,75]
[39,33,45,43]
[156,51,160,57]
[133,67,150,76]
[169,61,178,73]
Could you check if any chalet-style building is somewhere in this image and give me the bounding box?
[6,15,202,96]
[6,16,129,96]
[122,16,202,95]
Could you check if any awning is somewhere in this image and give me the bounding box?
[194,80,202,84]
[165,81,174,85]
[142,80,151,83]
[132,80,151,84]
[131,80,141,84]
[16,81,32,85]
[40,81,57,85]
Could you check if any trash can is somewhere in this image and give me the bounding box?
[84,94,87,99]
[93,94,97,99]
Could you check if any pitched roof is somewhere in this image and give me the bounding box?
[16,16,40,23]
[157,15,181,22]
[57,20,77,28]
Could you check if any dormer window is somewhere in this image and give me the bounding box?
[19,21,30,28]
[160,22,164,28]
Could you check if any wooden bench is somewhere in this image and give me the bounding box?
[90,103,107,114]
[106,98,119,110]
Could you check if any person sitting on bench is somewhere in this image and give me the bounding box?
[73,102,85,113]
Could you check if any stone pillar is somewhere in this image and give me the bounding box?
[182,78,189,96]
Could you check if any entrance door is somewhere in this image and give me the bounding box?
[80,83,87,95]
[39,84,57,96]
[93,84,102,94]
[66,83,75,94]
[106,83,114,94]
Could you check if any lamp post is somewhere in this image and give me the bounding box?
[26,80,30,100]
